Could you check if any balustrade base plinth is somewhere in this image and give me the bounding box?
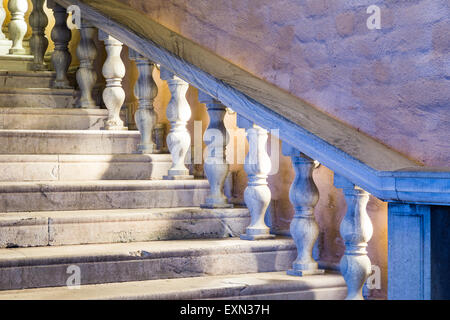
[135,143,156,155]
[30,63,48,71]
[135,148,165,155]
[52,81,73,90]
[200,203,234,209]
[240,233,275,241]
[163,174,194,180]
[79,105,101,110]
[287,268,325,277]
[102,122,128,131]
[9,47,26,55]
[239,226,274,240]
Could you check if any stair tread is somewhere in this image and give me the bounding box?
[0,237,294,266]
[0,271,346,300]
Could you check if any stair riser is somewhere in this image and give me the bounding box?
[0,160,171,181]
[0,210,250,247]
[0,111,109,130]
[0,188,208,212]
[0,250,296,290]
[0,91,77,108]
[0,132,140,154]
[0,60,33,72]
[0,73,76,89]
[0,74,54,88]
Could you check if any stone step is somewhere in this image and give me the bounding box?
[0,130,140,154]
[0,108,117,130]
[0,154,172,181]
[0,71,76,89]
[0,180,209,212]
[0,207,249,248]
[0,238,296,290]
[0,54,39,72]
[0,271,346,300]
[0,87,77,108]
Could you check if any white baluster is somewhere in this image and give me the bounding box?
[334,174,373,300]
[49,1,72,88]
[160,67,192,179]
[76,20,97,108]
[129,49,157,153]
[199,92,232,208]
[239,116,273,240]
[283,143,324,275]
[8,0,28,55]
[30,0,49,70]
[98,30,126,130]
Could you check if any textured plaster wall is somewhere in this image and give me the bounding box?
[112,0,450,299]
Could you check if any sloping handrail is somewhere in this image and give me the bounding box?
[55,0,450,206]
